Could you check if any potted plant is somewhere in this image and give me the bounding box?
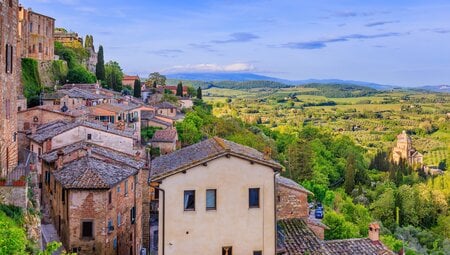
[13,176,26,186]
[0,177,6,186]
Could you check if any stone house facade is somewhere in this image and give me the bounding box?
[154,102,177,118]
[150,129,178,155]
[0,0,20,177]
[41,144,148,255]
[18,6,55,61]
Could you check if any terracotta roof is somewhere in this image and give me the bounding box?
[28,120,135,143]
[151,129,178,142]
[155,101,177,109]
[62,88,107,100]
[141,111,172,127]
[53,156,138,189]
[278,218,394,255]
[42,91,67,100]
[123,75,140,80]
[278,218,329,255]
[324,239,393,255]
[90,103,140,113]
[277,176,314,195]
[150,137,282,180]
[40,141,145,169]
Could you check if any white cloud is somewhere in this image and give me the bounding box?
[163,63,255,73]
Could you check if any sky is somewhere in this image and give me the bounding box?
[22,0,450,86]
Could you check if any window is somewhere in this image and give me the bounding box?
[113,237,117,249]
[108,191,112,204]
[5,44,12,74]
[81,220,94,239]
[62,189,65,204]
[87,134,92,140]
[124,180,128,195]
[152,230,158,248]
[249,188,260,208]
[29,22,33,32]
[5,99,10,119]
[38,148,42,156]
[253,251,262,255]
[38,43,43,53]
[184,190,195,211]
[117,185,120,193]
[130,206,136,224]
[117,213,121,226]
[107,219,114,232]
[9,0,13,7]
[206,189,216,210]
[222,246,232,255]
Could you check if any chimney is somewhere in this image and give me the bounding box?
[135,151,141,160]
[368,222,380,242]
[56,150,64,170]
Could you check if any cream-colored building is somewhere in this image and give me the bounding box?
[150,137,282,255]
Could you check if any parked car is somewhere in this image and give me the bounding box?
[315,203,324,219]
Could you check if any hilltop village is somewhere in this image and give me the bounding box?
[1,1,449,255]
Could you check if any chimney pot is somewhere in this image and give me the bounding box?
[368,222,380,242]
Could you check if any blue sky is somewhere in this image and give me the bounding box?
[23,0,450,86]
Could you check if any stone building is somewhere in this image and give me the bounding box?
[150,137,282,255]
[154,101,177,118]
[40,143,148,254]
[150,129,178,155]
[123,75,140,88]
[54,28,82,45]
[0,0,20,177]
[18,6,55,61]
[392,130,423,166]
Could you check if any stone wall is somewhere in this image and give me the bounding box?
[0,185,28,209]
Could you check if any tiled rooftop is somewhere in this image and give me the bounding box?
[155,101,177,109]
[62,88,108,100]
[150,137,282,180]
[53,156,138,189]
[90,102,140,113]
[28,120,135,143]
[40,141,145,169]
[276,176,314,195]
[278,218,394,255]
[151,129,178,142]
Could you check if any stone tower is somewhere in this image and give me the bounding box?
[0,0,20,177]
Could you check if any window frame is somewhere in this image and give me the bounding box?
[81,220,94,239]
[249,188,260,208]
[183,190,195,211]
[206,189,217,211]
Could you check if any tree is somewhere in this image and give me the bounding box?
[66,65,96,84]
[344,152,356,194]
[147,72,166,87]
[285,139,313,182]
[96,45,105,81]
[0,211,27,254]
[187,86,196,97]
[197,87,202,99]
[105,61,124,92]
[323,210,360,240]
[176,81,183,96]
[133,79,141,98]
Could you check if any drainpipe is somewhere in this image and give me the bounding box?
[154,186,165,255]
[274,171,280,255]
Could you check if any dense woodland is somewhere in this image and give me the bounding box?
[175,85,450,254]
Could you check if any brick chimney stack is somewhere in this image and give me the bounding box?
[56,150,64,170]
[369,222,380,242]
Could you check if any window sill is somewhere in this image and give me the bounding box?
[249,206,260,209]
[183,209,195,212]
[206,208,216,211]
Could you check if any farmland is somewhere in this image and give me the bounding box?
[204,85,450,165]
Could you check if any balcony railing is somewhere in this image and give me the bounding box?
[1,149,36,186]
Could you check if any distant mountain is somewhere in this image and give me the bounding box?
[166,72,395,90]
[414,85,450,93]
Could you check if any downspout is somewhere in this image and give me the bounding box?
[133,174,137,255]
[274,171,280,255]
[154,186,165,255]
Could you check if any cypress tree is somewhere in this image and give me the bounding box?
[176,81,183,96]
[196,87,202,99]
[96,45,105,81]
[134,79,141,98]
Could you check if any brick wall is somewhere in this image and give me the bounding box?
[0,0,20,177]
[276,184,309,220]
